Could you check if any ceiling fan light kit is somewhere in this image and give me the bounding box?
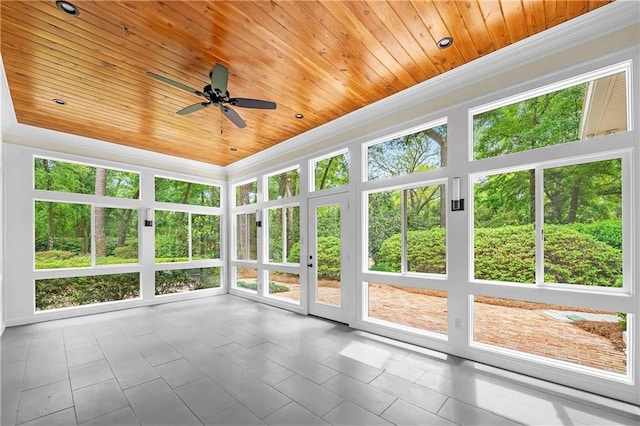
[147,63,276,129]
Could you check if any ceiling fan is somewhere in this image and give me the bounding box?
[147,63,276,129]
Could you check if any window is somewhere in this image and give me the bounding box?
[473,157,623,289]
[367,283,447,336]
[267,270,300,304]
[472,68,628,160]
[366,121,447,181]
[472,296,628,376]
[236,212,257,261]
[235,267,258,293]
[35,203,138,269]
[155,267,221,295]
[267,167,300,200]
[267,206,300,264]
[36,273,140,311]
[35,157,139,198]
[311,150,349,191]
[235,180,257,206]
[155,211,220,263]
[155,176,220,207]
[367,183,446,274]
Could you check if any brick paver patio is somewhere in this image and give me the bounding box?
[272,282,627,374]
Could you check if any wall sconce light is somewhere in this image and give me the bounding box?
[145,208,153,227]
[256,210,262,227]
[451,177,465,211]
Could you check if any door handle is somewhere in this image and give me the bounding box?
[307,263,313,267]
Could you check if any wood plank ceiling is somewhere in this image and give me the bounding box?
[1,1,613,166]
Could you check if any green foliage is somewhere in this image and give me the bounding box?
[113,245,138,259]
[568,219,622,250]
[618,313,627,330]
[36,273,139,310]
[374,224,622,287]
[375,228,446,273]
[473,84,585,159]
[289,236,341,280]
[367,124,446,180]
[315,152,349,190]
[155,268,221,295]
[236,281,289,293]
[35,252,91,269]
[543,225,622,287]
[155,177,220,207]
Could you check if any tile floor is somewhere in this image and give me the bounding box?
[1,295,638,426]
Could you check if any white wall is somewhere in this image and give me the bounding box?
[0,53,6,336]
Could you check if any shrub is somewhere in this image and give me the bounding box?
[374,228,446,273]
[568,219,622,249]
[375,224,622,287]
[236,281,289,293]
[36,273,139,310]
[113,245,138,259]
[289,236,341,280]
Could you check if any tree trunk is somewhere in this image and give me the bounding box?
[318,157,334,190]
[95,168,108,257]
[566,185,580,223]
[116,189,139,247]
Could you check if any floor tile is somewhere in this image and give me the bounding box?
[16,380,74,424]
[21,358,69,390]
[138,404,202,426]
[323,373,396,415]
[241,355,295,385]
[133,334,182,366]
[203,403,266,425]
[64,333,98,351]
[274,375,344,417]
[321,354,383,383]
[324,401,393,426]
[106,353,159,389]
[73,378,129,424]
[80,406,140,426]
[250,342,296,364]
[174,377,238,421]
[437,397,518,426]
[217,342,265,366]
[69,359,114,390]
[263,401,330,425]
[66,345,105,368]
[154,358,204,388]
[283,355,338,384]
[2,344,29,363]
[123,378,184,423]
[370,372,448,414]
[18,407,77,426]
[382,398,456,426]
[223,375,291,418]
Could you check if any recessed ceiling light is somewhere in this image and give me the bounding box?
[53,99,67,105]
[295,113,304,119]
[56,1,80,16]
[437,37,453,49]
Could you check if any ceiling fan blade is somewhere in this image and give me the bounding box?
[177,102,210,115]
[210,64,229,95]
[230,98,277,109]
[221,105,247,128]
[147,72,202,96]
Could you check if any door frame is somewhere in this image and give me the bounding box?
[306,192,353,324]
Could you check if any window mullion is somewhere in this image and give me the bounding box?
[401,189,407,273]
[535,167,544,285]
